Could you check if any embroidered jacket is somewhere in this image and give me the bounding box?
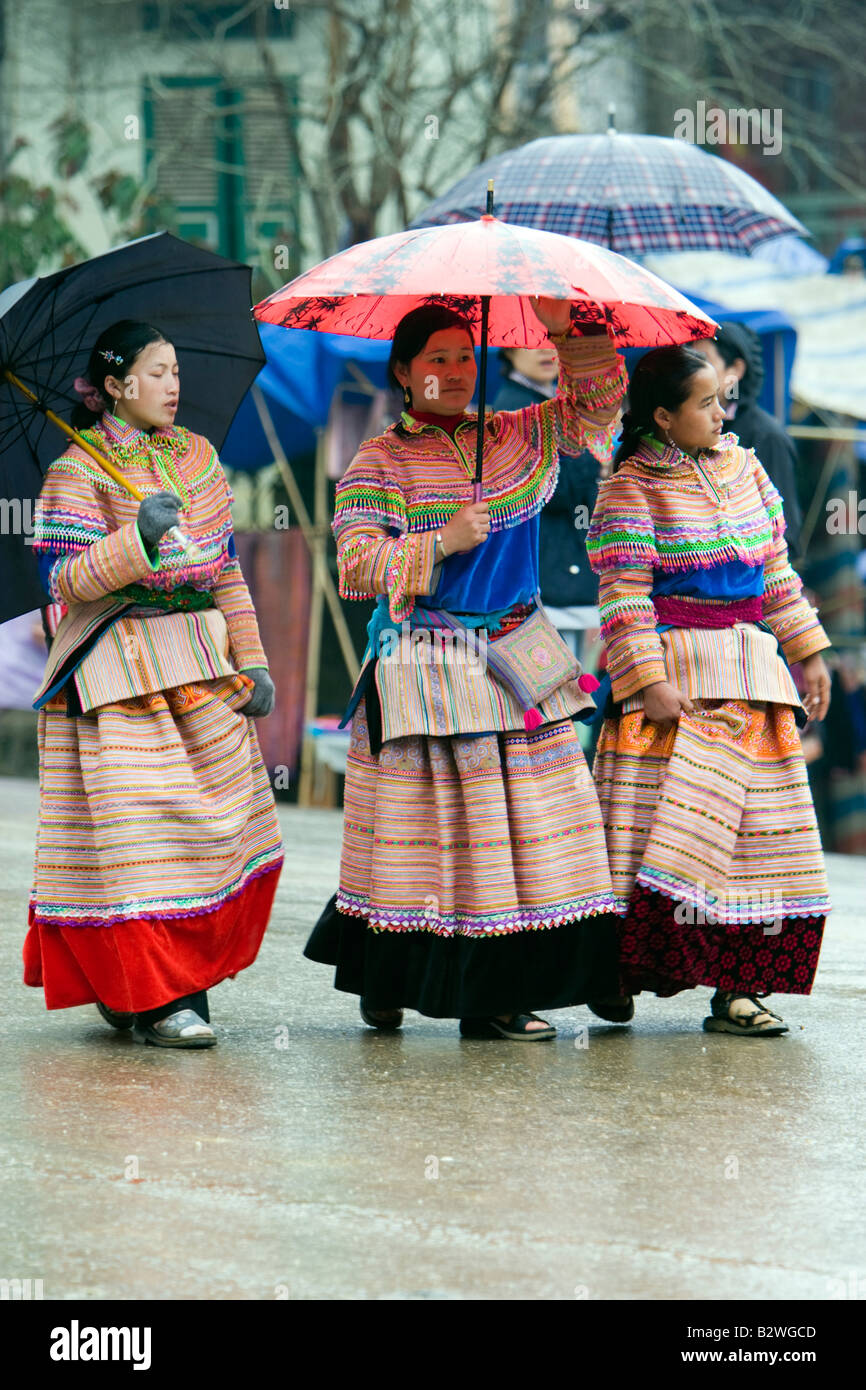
[586,432,830,703]
[332,331,627,737]
[333,331,627,624]
[32,413,268,711]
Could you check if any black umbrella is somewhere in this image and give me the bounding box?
[0,232,265,623]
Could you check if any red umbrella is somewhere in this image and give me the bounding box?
[255,201,715,494]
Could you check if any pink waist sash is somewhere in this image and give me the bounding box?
[652,594,763,629]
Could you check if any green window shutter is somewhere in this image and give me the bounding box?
[143,76,225,249]
[142,75,300,268]
[236,80,301,276]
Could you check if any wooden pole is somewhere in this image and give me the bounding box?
[787,424,866,441]
[297,428,328,806]
[797,439,847,559]
[250,384,359,683]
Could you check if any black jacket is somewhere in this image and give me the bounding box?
[493,373,601,607]
[730,399,803,558]
[715,321,803,557]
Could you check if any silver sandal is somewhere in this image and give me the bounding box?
[134,1008,217,1048]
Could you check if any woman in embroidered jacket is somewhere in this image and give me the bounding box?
[25,321,284,1048]
[305,301,629,1039]
[586,345,832,1036]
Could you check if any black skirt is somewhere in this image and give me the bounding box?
[304,895,622,1019]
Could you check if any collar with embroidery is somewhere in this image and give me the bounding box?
[99,412,173,447]
[397,409,479,435]
[633,429,737,471]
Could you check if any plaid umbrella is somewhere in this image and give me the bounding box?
[410,132,807,256]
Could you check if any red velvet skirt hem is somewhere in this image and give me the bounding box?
[23,864,281,1012]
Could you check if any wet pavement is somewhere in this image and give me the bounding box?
[0,774,863,1301]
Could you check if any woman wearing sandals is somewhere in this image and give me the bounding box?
[586,344,832,1036]
[25,320,283,1049]
[304,299,629,1040]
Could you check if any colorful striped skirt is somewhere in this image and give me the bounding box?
[593,699,830,997]
[304,697,620,1017]
[24,674,283,1012]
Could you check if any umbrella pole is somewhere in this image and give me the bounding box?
[473,295,490,503]
[473,179,495,502]
[4,367,202,559]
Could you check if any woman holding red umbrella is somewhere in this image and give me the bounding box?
[304,296,629,1038]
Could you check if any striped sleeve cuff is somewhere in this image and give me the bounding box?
[48,521,161,604]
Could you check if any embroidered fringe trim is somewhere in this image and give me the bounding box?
[335,888,618,936]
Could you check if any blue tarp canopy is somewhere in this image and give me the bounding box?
[222,301,796,473]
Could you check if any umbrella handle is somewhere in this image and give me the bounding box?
[3,368,204,561]
[165,525,205,562]
[473,482,483,503]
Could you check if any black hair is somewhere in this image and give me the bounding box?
[71,320,169,428]
[711,320,759,370]
[708,320,764,405]
[613,344,711,470]
[387,305,475,395]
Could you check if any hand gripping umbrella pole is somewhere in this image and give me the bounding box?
[4,368,204,561]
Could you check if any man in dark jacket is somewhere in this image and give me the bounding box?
[493,346,602,660]
[693,321,803,557]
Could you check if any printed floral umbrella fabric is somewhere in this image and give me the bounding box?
[254,214,716,348]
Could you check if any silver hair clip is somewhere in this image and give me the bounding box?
[99,349,124,365]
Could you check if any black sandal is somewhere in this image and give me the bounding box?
[703,993,789,1037]
[587,995,634,1024]
[459,1013,556,1041]
[360,1000,404,1030]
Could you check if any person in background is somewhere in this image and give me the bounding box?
[693,321,803,557]
[493,346,603,666]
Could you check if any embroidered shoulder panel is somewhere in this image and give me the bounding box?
[587,438,781,573]
[334,416,557,538]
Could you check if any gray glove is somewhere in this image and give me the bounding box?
[242,667,275,718]
[137,491,182,548]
